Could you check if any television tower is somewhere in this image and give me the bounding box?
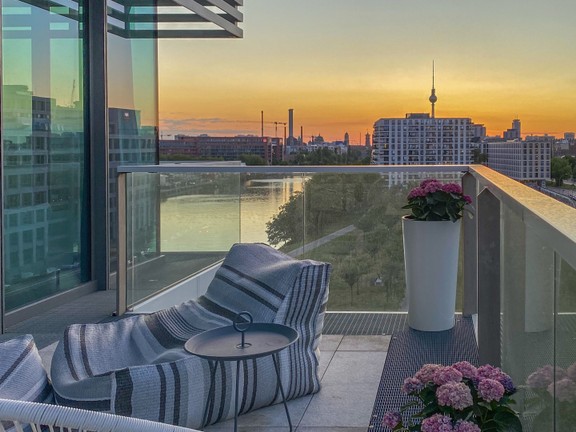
[429,61,437,118]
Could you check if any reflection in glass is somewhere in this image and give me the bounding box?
[2,0,87,310]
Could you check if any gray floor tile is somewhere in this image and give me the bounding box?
[205,427,289,432]
[320,351,387,385]
[298,383,375,428]
[205,396,311,430]
[296,428,367,432]
[338,335,390,352]
[319,334,342,351]
[318,350,335,379]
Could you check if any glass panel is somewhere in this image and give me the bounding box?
[107,1,159,280]
[126,171,240,307]
[1,0,88,311]
[122,168,468,313]
[243,173,306,247]
[554,255,576,430]
[501,205,557,430]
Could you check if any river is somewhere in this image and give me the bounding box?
[160,176,304,251]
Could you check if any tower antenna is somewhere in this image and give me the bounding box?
[429,61,437,118]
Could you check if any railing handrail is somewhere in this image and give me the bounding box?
[117,164,470,174]
[469,165,576,268]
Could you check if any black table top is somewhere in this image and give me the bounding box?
[184,323,298,361]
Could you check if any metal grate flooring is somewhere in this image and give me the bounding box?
[323,312,408,335]
[368,316,478,431]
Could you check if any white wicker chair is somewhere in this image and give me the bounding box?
[0,399,201,432]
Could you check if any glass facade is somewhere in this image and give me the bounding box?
[107,4,159,275]
[0,1,161,311]
[1,0,88,310]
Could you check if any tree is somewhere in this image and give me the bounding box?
[471,148,488,164]
[239,154,266,165]
[551,157,572,187]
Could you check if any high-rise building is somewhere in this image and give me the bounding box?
[503,118,522,140]
[0,1,243,330]
[372,113,475,165]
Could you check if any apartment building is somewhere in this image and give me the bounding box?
[372,113,475,165]
[486,138,551,181]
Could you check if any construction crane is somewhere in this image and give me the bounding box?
[273,121,287,138]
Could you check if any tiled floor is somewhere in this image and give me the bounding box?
[2,290,392,432]
[204,335,391,432]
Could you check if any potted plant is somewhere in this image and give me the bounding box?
[402,179,472,331]
[382,362,523,431]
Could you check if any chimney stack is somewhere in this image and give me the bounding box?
[288,109,294,141]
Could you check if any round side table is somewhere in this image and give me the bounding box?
[185,322,298,432]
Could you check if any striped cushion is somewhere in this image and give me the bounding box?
[0,335,53,403]
[51,243,330,429]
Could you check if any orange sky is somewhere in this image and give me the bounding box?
[159,0,576,143]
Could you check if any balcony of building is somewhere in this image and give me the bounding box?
[2,163,575,431]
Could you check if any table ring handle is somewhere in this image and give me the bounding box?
[233,311,253,349]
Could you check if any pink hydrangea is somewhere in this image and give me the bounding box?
[382,411,402,429]
[478,379,505,402]
[477,365,502,381]
[415,364,442,383]
[454,420,481,432]
[548,378,576,403]
[463,195,473,204]
[408,187,427,199]
[402,376,424,394]
[433,366,463,386]
[452,361,478,380]
[421,414,454,432]
[441,183,463,195]
[423,181,443,194]
[436,382,473,410]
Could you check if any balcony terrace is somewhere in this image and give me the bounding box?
[2,164,576,431]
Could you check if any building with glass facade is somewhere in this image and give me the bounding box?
[0,0,243,332]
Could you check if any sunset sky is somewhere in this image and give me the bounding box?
[158,0,576,143]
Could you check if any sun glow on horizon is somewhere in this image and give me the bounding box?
[159,0,576,143]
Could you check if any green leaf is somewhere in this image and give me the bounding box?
[493,410,523,432]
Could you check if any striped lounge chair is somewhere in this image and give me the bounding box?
[51,243,331,429]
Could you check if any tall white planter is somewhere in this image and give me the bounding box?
[402,216,461,332]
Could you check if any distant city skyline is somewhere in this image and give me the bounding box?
[158,0,576,142]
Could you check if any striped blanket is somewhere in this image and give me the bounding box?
[51,243,331,429]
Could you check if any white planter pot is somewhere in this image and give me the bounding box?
[402,216,461,331]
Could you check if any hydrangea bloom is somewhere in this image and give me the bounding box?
[478,379,505,402]
[404,179,472,222]
[382,411,402,429]
[415,364,442,384]
[548,377,576,403]
[402,376,424,394]
[421,414,454,432]
[408,187,428,199]
[452,361,478,380]
[433,366,463,386]
[442,183,463,195]
[454,420,481,432]
[436,382,473,410]
[476,365,515,392]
